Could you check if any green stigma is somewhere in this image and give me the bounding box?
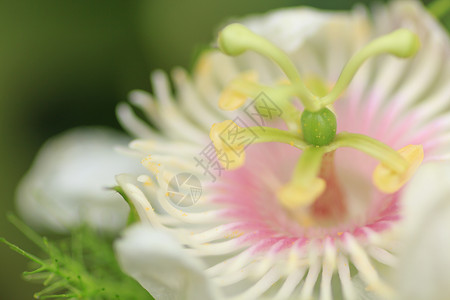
[301,108,337,146]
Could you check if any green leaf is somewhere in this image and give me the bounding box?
[1,215,153,300]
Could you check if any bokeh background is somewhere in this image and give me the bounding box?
[0,0,442,298]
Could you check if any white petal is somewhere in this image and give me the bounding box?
[241,8,332,54]
[16,127,143,233]
[397,162,450,300]
[351,274,383,300]
[114,224,219,300]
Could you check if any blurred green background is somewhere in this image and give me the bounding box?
[0,0,441,298]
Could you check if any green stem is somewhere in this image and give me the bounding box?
[231,82,306,130]
[291,147,325,186]
[218,24,318,110]
[319,29,419,107]
[245,126,308,150]
[7,213,48,251]
[326,132,408,173]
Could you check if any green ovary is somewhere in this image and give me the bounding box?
[301,108,337,146]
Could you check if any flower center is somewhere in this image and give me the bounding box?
[210,23,424,225]
[310,151,347,224]
[277,150,347,228]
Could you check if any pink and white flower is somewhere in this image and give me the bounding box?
[114,1,450,299]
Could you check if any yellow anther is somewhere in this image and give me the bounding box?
[373,144,424,193]
[278,177,326,209]
[218,89,247,111]
[209,120,246,170]
[141,155,160,174]
[218,71,258,111]
[137,175,153,186]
